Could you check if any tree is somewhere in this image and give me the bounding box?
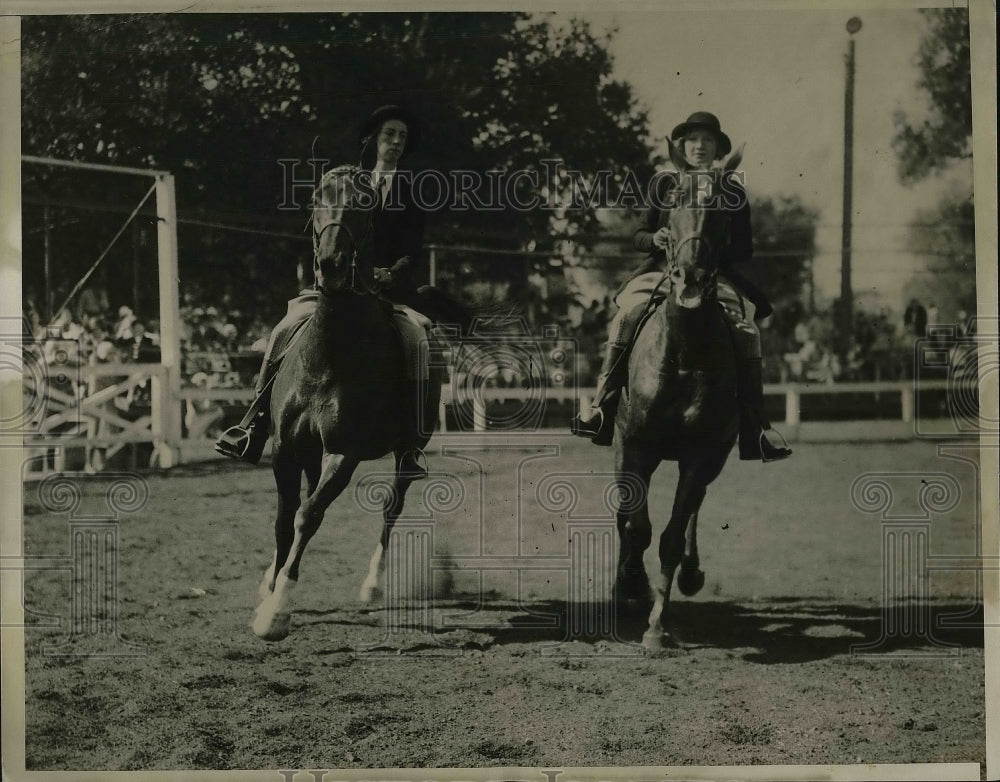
[902,194,976,320]
[21,13,656,322]
[890,8,975,329]
[736,195,819,381]
[891,8,972,184]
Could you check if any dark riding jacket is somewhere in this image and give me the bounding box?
[362,171,426,299]
[632,170,752,271]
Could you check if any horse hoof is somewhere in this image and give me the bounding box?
[642,629,665,650]
[251,610,291,641]
[358,584,383,604]
[677,568,705,597]
[642,630,679,651]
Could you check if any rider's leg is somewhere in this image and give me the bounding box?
[215,292,318,463]
[717,285,792,463]
[572,303,643,444]
[392,308,430,480]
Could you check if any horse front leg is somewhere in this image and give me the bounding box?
[359,455,418,603]
[258,453,301,603]
[613,448,658,606]
[645,465,707,649]
[253,451,359,641]
[676,505,705,597]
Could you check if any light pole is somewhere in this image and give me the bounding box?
[839,16,862,359]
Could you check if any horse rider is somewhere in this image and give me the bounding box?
[572,111,792,462]
[216,105,448,476]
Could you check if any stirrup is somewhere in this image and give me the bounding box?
[215,425,252,458]
[397,448,428,480]
[571,408,604,438]
[215,424,267,464]
[759,428,793,463]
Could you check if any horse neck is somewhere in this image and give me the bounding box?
[658,293,726,364]
[308,290,390,360]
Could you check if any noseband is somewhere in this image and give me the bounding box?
[646,230,720,308]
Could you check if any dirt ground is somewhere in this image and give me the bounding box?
[17,438,986,773]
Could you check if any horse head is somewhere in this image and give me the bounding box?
[311,166,373,295]
[662,142,745,310]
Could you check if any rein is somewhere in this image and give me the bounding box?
[643,231,720,315]
[311,178,382,298]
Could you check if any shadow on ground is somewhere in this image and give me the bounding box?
[315,598,985,663]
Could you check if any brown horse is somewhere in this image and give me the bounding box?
[612,146,746,649]
[252,168,450,641]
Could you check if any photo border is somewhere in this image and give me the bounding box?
[1,1,996,781]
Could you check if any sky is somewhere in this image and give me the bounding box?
[576,7,973,313]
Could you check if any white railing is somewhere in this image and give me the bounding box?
[22,362,176,478]
[22,376,959,474]
[444,379,953,432]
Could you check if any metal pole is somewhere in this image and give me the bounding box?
[428,245,436,287]
[840,20,861,358]
[132,219,141,315]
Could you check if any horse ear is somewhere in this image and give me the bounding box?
[723,143,745,172]
[667,138,689,172]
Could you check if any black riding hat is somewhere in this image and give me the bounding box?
[670,111,732,158]
[359,104,420,158]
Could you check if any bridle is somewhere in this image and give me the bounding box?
[644,229,721,311]
[310,173,381,297]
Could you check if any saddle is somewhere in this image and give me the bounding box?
[235,297,441,434]
[391,304,436,382]
[609,274,754,397]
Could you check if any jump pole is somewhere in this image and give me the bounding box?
[153,173,182,467]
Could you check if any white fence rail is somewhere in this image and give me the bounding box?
[20,373,960,475]
[441,379,953,432]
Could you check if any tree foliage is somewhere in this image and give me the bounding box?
[891,8,972,185]
[889,8,975,327]
[22,14,653,236]
[902,194,976,319]
[21,13,656,322]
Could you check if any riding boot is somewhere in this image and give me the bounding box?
[736,357,793,462]
[571,353,624,444]
[397,380,428,480]
[572,306,641,445]
[214,353,277,464]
